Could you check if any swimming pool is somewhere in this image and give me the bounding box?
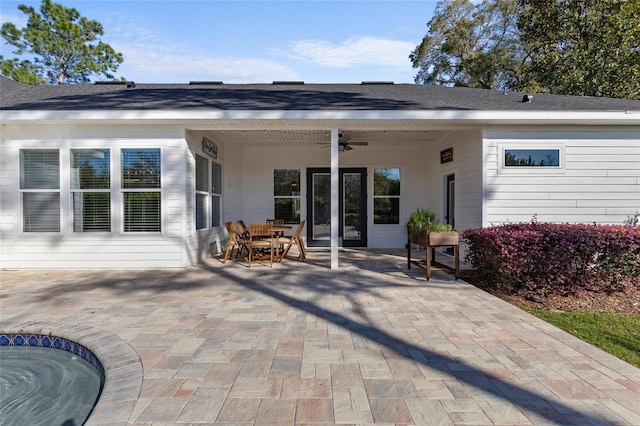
[0,341,104,425]
[0,323,143,426]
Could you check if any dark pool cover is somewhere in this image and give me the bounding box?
[0,346,104,426]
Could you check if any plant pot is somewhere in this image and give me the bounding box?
[428,230,459,246]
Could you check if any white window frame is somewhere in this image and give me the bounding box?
[498,142,566,174]
[373,167,401,225]
[273,169,301,224]
[70,148,112,233]
[19,149,61,233]
[121,148,162,233]
[195,153,209,230]
[211,161,222,228]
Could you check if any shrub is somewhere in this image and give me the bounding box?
[462,222,640,300]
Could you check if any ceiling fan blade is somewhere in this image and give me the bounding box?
[347,141,368,146]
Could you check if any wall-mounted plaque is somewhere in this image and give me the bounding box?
[202,137,217,159]
[440,147,453,164]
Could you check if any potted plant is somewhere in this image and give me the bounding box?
[407,207,455,246]
[407,207,459,279]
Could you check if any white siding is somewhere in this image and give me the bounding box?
[182,131,227,265]
[483,129,640,225]
[0,124,187,269]
[424,130,484,233]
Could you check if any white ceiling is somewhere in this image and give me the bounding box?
[205,129,451,147]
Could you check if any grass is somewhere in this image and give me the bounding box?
[526,310,640,368]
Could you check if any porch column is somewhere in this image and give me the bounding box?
[330,128,339,270]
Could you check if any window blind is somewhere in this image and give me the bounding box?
[122,149,161,189]
[23,192,60,232]
[211,162,222,194]
[20,150,59,189]
[211,195,221,227]
[73,192,110,232]
[123,192,161,232]
[195,154,208,192]
[195,193,207,229]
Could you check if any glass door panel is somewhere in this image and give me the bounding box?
[312,172,331,241]
[306,168,367,247]
[342,172,362,242]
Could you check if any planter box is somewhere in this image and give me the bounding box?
[407,228,459,280]
[428,231,459,247]
[408,230,459,248]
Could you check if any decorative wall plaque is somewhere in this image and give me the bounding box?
[440,147,453,164]
[202,137,217,159]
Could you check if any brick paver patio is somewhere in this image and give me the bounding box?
[1,249,639,425]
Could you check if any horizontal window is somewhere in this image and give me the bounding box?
[498,144,566,174]
[505,149,560,167]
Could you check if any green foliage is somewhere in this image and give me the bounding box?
[0,55,46,85]
[407,207,452,240]
[410,0,524,90]
[412,0,640,99]
[529,310,640,368]
[0,0,124,84]
[517,0,640,99]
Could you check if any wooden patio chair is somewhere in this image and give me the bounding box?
[222,221,248,263]
[276,220,306,261]
[237,220,249,239]
[247,223,275,267]
[266,219,284,225]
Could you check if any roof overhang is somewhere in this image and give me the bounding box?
[2,109,639,129]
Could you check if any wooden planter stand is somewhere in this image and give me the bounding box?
[407,229,459,280]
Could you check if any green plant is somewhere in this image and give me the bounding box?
[407,207,452,240]
[528,310,640,368]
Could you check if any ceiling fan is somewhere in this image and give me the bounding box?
[317,133,368,151]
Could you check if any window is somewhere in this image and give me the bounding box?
[274,169,300,224]
[373,168,400,224]
[505,149,560,167]
[211,161,222,227]
[20,149,60,232]
[122,149,161,232]
[195,154,208,230]
[71,149,110,232]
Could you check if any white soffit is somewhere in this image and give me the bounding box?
[1,109,639,127]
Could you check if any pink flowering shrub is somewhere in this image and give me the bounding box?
[462,222,640,300]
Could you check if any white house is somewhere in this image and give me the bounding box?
[1,76,638,269]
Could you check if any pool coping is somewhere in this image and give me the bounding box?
[0,320,142,426]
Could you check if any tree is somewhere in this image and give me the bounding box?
[410,0,524,90]
[0,55,47,85]
[517,0,640,99]
[0,0,123,84]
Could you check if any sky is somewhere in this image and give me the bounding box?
[0,0,440,84]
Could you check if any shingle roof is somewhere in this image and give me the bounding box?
[1,76,638,112]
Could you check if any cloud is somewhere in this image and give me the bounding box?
[116,45,298,83]
[276,36,415,69]
[106,16,298,84]
[0,10,28,33]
